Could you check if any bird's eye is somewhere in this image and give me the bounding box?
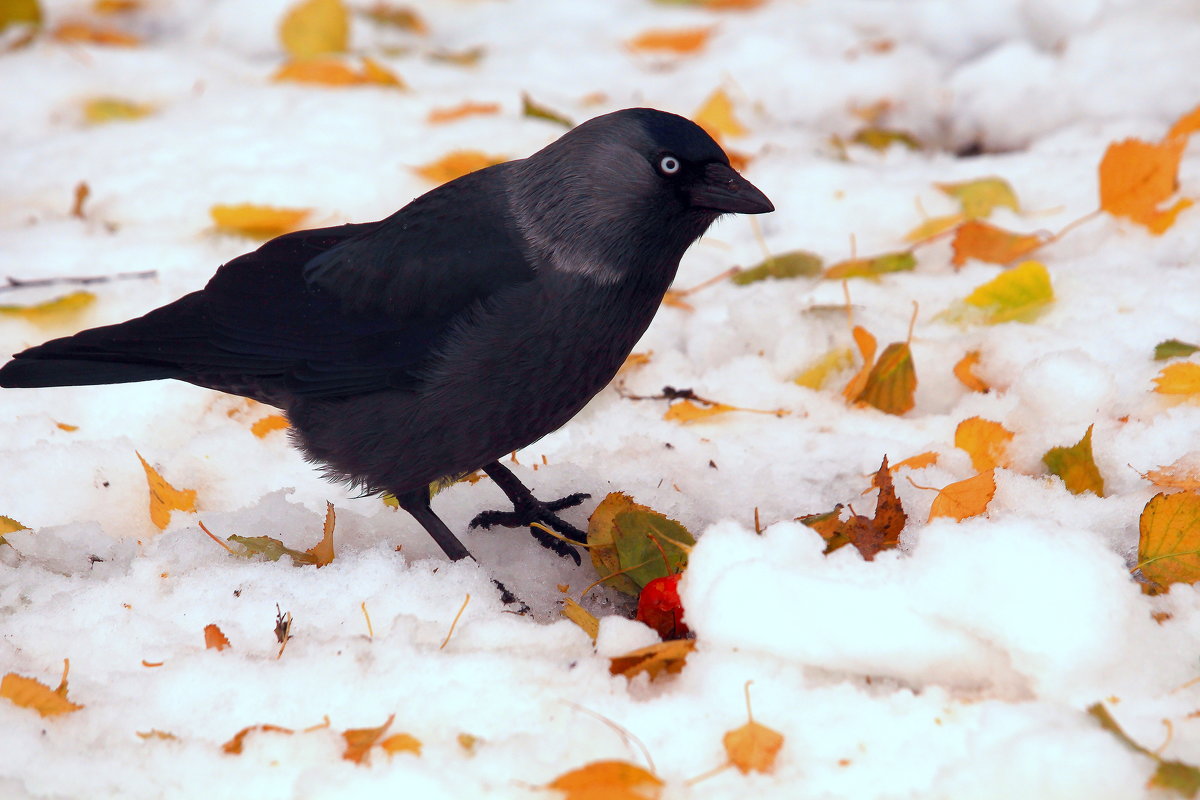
[658,154,681,175]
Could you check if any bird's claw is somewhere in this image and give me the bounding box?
[470,492,591,564]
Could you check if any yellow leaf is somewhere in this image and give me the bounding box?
[136,452,197,530]
[210,204,310,239]
[609,639,695,681]
[1153,362,1200,395]
[903,212,964,243]
[849,127,921,151]
[824,251,916,280]
[853,342,916,415]
[960,259,1054,324]
[928,469,996,522]
[380,732,422,756]
[794,347,854,390]
[1137,491,1200,594]
[0,659,83,717]
[548,761,664,800]
[693,88,747,142]
[306,502,336,567]
[935,176,1020,219]
[561,597,600,641]
[414,151,506,185]
[627,26,711,54]
[0,0,41,31]
[343,714,394,764]
[204,623,231,651]
[279,0,347,59]
[1042,424,1105,496]
[732,250,823,285]
[1,515,29,535]
[725,720,784,774]
[250,414,290,437]
[0,290,95,327]
[955,417,1014,471]
[83,97,153,124]
[953,350,989,392]
[663,399,736,423]
[427,101,501,124]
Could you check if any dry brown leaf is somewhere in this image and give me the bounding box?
[136,452,197,530]
[609,639,696,681]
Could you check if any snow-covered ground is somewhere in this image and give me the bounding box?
[4,0,1200,797]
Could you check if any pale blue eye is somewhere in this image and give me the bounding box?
[659,155,680,174]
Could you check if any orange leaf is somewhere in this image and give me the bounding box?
[950,220,1045,268]
[250,414,290,437]
[204,624,231,651]
[137,452,196,530]
[1099,137,1193,234]
[627,26,711,54]
[953,350,989,392]
[853,342,916,415]
[1137,491,1200,594]
[1153,362,1200,395]
[841,325,877,402]
[662,399,735,423]
[693,88,747,142]
[380,732,422,756]
[343,714,394,764]
[210,204,310,239]
[0,659,83,717]
[306,502,336,567]
[1042,424,1105,496]
[955,417,1014,471]
[1167,104,1200,140]
[1140,458,1200,491]
[725,721,784,774]
[928,469,996,522]
[547,761,663,800]
[221,724,294,755]
[52,20,140,46]
[609,639,695,681]
[890,451,938,472]
[272,57,406,88]
[414,150,507,185]
[427,101,501,124]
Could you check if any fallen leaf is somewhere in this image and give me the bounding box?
[380,732,422,756]
[137,452,197,530]
[1154,362,1200,395]
[1088,703,1200,796]
[1137,491,1200,594]
[250,414,290,437]
[0,290,96,327]
[609,639,696,681]
[51,20,139,45]
[1140,457,1200,491]
[636,573,688,640]
[0,659,83,717]
[136,729,178,740]
[810,458,906,560]
[588,492,694,596]
[228,535,315,564]
[56,421,79,432]
[618,351,652,374]
[1155,339,1200,361]
[204,624,231,651]
[927,469,996,522]
[279,0,348,59]
[561,597,600,641]
[360,2,426,33]
[427,101,500,124]
[935,176,1020,219]
[343,714,394,764]
[210,204,310,239]
[841,325,877,403]
[904,212,964,243]
[1168,104,1200,140]
[794,347,854,390]
[94,0,142,12]
[852,341,916,415]
[889,451,938,472]
[414,150,506,184]
[955,417,1014,471]
[725,720,784,774]
[222,724,294,755]
[272,56,405,88]
[627,26,711,54]
[548,761,664,800]
[1099,137,1193,234]
[953,350,989,392]
[1,514,29,544]
[427,46,485,66]
[1042,424,1105,496]
[732,250,823,285]
[70,182,89,219]
[693,87,747,142]
[849,127,921,151]
[957,259,1054,324]
[824,250,916,280]
[663,399,736,423]
[950,220,1045,268]
[306,502,336,567]
[521,92,572,128]
[0,0,40,31]
[83,96,153,123]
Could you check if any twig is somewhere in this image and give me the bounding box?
[0,270,158,294]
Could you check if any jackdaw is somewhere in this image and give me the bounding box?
[0,108,773,562]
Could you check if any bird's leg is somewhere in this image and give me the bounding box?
[470,460,590,563]
[394,488,473,562]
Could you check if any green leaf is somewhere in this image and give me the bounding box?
[1089,703,1200,798]
[1042,424,1105,496]
[1155,339,1200,361]
[588,493,694,596]
[227,535,318,566]
[824,251,916,280]
[946,259,1054,324]
[936,177,1020,219]
[521,93,573,128]
[854,342,916,415]
[732,250,823,285]
[850,128,921,151]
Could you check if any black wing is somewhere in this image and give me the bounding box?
[0,163,538,402]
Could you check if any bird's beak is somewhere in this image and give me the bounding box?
[688,162,775,215]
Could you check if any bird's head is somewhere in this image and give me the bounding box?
[509,108,773,283]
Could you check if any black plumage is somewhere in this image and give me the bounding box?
[0,108,773,562]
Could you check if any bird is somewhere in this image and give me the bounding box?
[0,107,773,563]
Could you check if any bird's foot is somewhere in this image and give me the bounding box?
[470,491,591,564]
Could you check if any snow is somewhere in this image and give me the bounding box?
[3,0,1200,797]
